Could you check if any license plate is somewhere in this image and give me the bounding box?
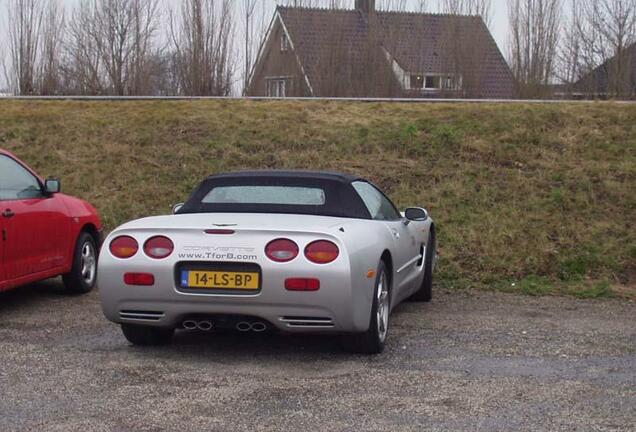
[180,270,260,290]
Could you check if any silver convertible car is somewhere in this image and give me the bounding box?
[98,171,436,353]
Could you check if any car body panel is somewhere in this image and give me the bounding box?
[0,149,103,292]
[4,196,71,279]
[57,194,103,267]
[0,214,4,283]
[99,211,433,333]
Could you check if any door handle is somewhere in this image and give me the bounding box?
[2,209,15,218]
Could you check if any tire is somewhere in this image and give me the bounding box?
[62,232,98,294]
[410,229,436,302]
[121,324,174,346]
[342,260,391,354]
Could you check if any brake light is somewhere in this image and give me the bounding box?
[110,236,139,259]
[124,273,155,286]
[285,278,320,291]
[265,238,299,262]
[205,229,235,235]
[144,236,174,259]
[305,240,339,264]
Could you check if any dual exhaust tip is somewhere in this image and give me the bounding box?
[183,320,213,331]
[236,321,267,332]
[182,320,268,332]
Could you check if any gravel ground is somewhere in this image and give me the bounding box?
[0,281,634,432]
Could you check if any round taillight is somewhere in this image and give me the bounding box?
[109,236,139,259]
[305,240,339,264]
[144,236,174,259]
[265,238,299,262]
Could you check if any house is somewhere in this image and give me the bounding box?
[571,43,636,99]
[247,0,515,99]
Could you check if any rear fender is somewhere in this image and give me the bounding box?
[334,221,396,331]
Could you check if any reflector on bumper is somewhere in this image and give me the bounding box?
[285,278,320,291]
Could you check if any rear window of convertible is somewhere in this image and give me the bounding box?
[202,186,326,206]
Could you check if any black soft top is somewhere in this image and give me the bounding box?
[179,170,373,219]
[207,170,362,183]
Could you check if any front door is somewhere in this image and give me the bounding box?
[0,155,68,281]
[383,218,420,287]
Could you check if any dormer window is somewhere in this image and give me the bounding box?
[281,33,290,51]
[409,73,461,91]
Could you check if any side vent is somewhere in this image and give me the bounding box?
[119,310,165,322]
[279,316,334,328]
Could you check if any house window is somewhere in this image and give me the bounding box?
[410,75,424,89]
[425,76,441,89]
[281,33,290,51]
[409,74,461,91]
[443,75,461,90]
[267,78,289,97]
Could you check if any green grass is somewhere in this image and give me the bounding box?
[0,100,634,298]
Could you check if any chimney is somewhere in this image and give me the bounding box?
[355,0,375,14]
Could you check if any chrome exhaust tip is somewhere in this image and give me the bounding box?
[236,321,252,332]
[183,320,198,330]
[197,321,213,331]
[251,322,267,332]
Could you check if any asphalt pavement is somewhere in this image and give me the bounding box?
[1,281,634,432]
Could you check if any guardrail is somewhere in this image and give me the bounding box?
[1,95,635,104]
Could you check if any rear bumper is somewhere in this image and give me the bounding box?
[112,300,342,332]
[98,259,374,333]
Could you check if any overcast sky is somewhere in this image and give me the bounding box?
[0,0,511,90]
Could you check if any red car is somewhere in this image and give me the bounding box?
[0,149,102,294]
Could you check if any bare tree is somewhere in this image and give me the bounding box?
[0,46,6,93]
[575,0,636,98]
[415,0,428,12]
[242,0,268,95]
[126,0,162,95]
[38,0,64,95]
[62,0,161,96]
[63,1,104,94]
[555,0,582,96]
[508,0,562,98]
[6,0,44,95]
[170,0,236,96]
[94,0,161,95]
[441,0,492,28]
[279,0,347,7]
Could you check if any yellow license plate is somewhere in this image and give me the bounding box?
[181,270,260,290]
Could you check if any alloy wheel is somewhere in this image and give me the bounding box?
[376,270,389,343]
[81,242,97,285]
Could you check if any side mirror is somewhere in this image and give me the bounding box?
[44,178,61,195]
[172,203,184,214]
[405,207,428,222]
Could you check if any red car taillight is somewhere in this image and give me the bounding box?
[124,273,155,286]
[285,278,320,291]
[265,238,299,262]
[110,236,139,259]
[144,236,174,259]
[305,240,339,264]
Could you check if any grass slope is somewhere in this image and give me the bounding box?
[0,100,634,298]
